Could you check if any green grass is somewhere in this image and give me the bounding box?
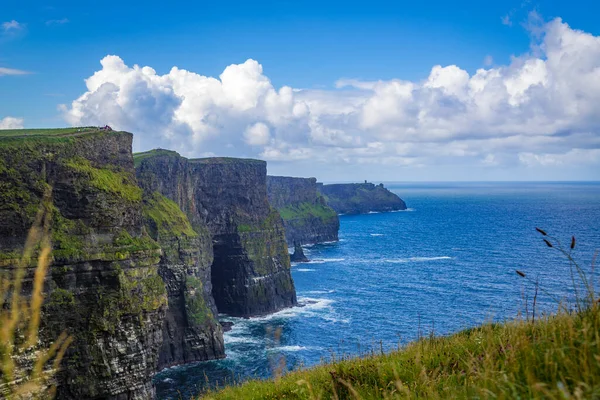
[204,231,599,400]
[64,157,142,203]
[133,148,181,167]
[278,202,338,222]
[202,306,600,400]
[189,157,265,165]
[142,191,198,238]
[0,127,99,138]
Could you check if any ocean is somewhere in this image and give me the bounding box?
[155,182,600,399]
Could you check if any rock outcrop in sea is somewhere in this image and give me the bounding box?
[318,182,407,214]
[267,176,339,246]
[290,243,309,263]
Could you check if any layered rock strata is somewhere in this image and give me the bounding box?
[0,130,166,399]
[135,151,297,318]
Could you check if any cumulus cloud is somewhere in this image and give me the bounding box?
[244,122,271,146]
[62,17,600,178]
[0,117,24,129]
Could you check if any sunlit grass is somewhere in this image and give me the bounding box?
[202,230,600,399]
[0,127,98,137]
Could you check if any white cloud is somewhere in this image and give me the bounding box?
[62,17,600,179]
[2,20,23,31]
[0,117,24,129]
[0,67,30,76]
[519,149,600,167]
[244,122,271,146]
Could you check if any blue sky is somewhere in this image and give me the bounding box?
[1,0,600,181]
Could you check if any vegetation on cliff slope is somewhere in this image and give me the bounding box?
[278,202,338,223]
[142,191,198,238]
[64,156,142,203]
[203,231,599,400]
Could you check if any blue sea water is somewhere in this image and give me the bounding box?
[155,182,600,399]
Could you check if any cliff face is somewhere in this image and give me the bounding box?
[141,192,224,369]
[134,151,224,368]
[135,152,296,318]
[267,176,339,246]
[0,130,166,399]
[318,183,407,214]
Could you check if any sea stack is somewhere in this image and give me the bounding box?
[290,242,309,263]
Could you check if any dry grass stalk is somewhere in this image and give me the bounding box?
[0,188,72,399]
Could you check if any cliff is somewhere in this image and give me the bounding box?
[318,182,407,214]
[135,151,297,318]
[142,191,224,369]
[134,149,225,368]
[267,176,339,246]
[0,128,166,399]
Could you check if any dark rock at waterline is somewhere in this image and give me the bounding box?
[290,243,309,263]
[220,321,234,332]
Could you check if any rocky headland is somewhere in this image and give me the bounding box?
[267,176,339,246]
[0,129,166,399]
[318,182,407,215]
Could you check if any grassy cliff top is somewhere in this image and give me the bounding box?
[0,127,130,147]
[133,148,182,167]
[189,157,265,165]
[202,305,600,399]
[132,150,265,167]
[0,127,104,138]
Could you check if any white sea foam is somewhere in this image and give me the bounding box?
[224,334,261,345]
[305,289,336,295]
[383,256,452,263]
[391,208,415,212]
[296,268,316,272]
[370,233,384,236]
[368,211,381,214]
[308,258,345,264]
[267,345,323,352]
